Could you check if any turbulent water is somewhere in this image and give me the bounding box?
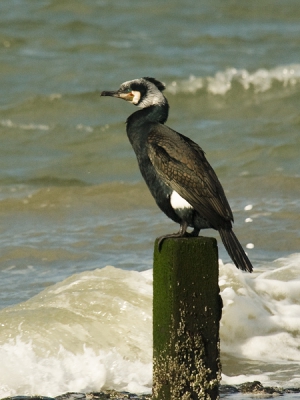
[0,0,300,397]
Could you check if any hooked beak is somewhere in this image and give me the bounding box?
[101,90,119,98]
[101,90,134,102]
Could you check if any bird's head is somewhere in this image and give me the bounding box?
[101,77,166,108]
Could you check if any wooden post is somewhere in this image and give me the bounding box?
[153,236,222,400]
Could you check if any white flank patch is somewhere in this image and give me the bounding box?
[170,191,193,210]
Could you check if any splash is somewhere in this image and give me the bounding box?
[220,254,300,362]
[0,337,151,397]
[1,256,300,396]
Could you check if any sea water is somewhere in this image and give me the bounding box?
[0,0,300,397]
[1,257,300,397]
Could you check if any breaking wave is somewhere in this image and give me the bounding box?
[167,64,300,95]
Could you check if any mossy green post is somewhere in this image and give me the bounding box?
[153,236,222,400]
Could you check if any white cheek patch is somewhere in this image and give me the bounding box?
[170,191,193,210]
[131,90,141,104]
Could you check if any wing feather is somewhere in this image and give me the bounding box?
[147,125,233,228]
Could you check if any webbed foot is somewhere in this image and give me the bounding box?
[157,224,200,251]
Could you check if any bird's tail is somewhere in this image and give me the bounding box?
[219,228,253,273]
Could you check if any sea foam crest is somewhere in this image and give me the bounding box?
[168,64,300,95]
[1,119,49,131]
[1,255,300,396]
[219,254,300,363]
[0,337,151,398]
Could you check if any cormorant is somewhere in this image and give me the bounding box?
[101,77,253,272]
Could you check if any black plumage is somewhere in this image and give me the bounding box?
[101,77,253,272]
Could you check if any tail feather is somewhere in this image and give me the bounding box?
[219,228,253,273]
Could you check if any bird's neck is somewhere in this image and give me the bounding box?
[126,99,169,156]
[126,99,169,127]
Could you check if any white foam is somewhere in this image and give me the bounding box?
[1,255,300,396]
[0,338,151,398]
[0,266,153,397]
[1,119,50,131]
[219,254,300,365]
[222,373,271,386]
[167,64,300,95]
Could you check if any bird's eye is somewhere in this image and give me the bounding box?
[124,88,131,93]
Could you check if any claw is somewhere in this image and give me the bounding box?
[157,233,181,251]
[157,222,200,251]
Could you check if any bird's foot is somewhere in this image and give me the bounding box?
[157,231,187,251]
[157,225,200,251]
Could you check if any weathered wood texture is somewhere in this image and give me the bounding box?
[153,237,222,400]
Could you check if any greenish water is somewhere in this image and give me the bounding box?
[0,0,300,397]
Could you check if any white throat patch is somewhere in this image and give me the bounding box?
[131,90,141,105]
[170,191,193,210]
